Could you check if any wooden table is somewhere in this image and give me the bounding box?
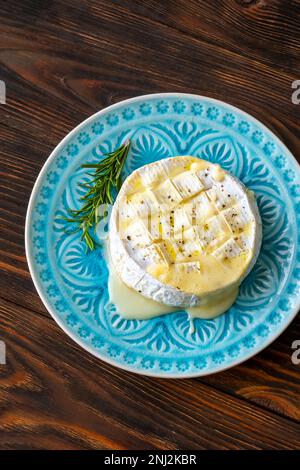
[0,0,300,450]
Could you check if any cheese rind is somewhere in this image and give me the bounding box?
[109,156,262,307]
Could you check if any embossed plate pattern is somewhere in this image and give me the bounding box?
[25,93,300,377]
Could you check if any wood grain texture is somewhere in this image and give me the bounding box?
[1,297,300,450]
[0,0,300,449]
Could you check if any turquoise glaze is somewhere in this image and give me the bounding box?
[25,94,300,377]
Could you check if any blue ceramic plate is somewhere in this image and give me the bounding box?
[25,93,300,377]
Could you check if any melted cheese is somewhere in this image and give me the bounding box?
[108,252,177,319]
[212,163,225,182]
[108,250,238,320]
[153,252,247,295]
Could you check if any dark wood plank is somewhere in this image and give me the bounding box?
[0,1,299,127]
[111,0,300,74]
[1,297,300,450]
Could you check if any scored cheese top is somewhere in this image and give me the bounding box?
[109,156,262,307]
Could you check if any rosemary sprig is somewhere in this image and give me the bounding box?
[64,140,130,251]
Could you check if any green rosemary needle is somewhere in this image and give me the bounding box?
[64,139,131,251]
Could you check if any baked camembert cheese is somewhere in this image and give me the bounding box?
[108,156,262,320]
